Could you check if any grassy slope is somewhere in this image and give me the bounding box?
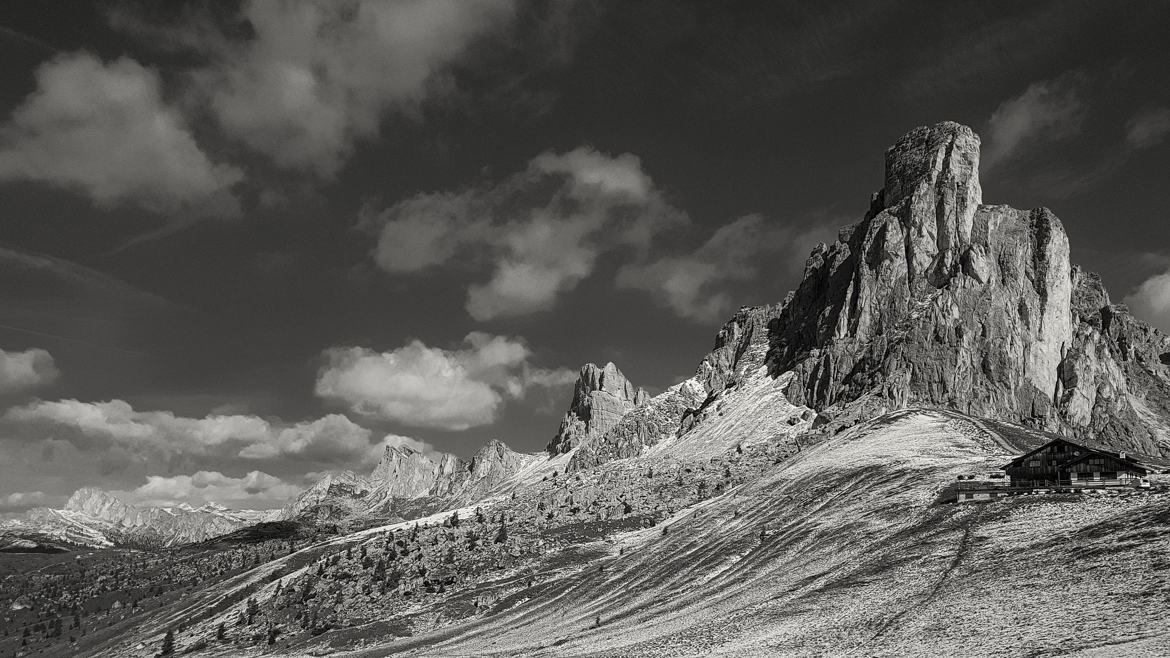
[85,382,1170,657]
[340,410,1170,658]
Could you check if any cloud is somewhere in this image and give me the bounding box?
[0,52,241,215]
[616,216,839,323]
[983,74,1086,169]
[187,0,517,177]
[0,490,49,511]
[1,399,373,464]
[237,414,372,462]
[370,191,485,273]
[465,215,600,320]
[115,470,301,509]
[0,347,58,395]
[1126,107,1170,149]
[316,332,574,430]
[1123,267,1170,333]
[367,146,686,320]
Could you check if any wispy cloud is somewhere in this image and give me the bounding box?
[614,216,836,323]
[0,24,59,54]
[153,0,519,177]
[982,73,1086,169]
[1126,107,1170,149]
[365,146,686,320]
[1123,267,1170,333]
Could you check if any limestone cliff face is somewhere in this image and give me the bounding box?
[370,445,461,499]
[448,439,528,500]
[547,362,648,455]
[696,304,781,395]
[767,121,1170,457]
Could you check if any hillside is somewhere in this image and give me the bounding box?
[4,120,1170,657]
[80,410,1170,657]
[348,410,1170,657]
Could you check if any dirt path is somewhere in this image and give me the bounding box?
[936,409,1021,456]
[843,505,984,656]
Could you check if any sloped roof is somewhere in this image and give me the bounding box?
[1002,437,1149,473]
[1062,450,1147,474]
[1002,438,1084,469]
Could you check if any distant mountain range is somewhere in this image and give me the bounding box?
[0,488,275,548]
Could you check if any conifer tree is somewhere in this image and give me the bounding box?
[160,629,175,655]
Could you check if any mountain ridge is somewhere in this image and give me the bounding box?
[1,488,271,548]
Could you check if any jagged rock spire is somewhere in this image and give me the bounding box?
[763,121,1170,457]
[881,121,982,287]
[547,362,648,455]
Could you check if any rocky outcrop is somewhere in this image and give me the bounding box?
[565,305,787,472]
[547,362,648,455]
[568,379,707,472]
[763,121,1170,457]
[449,439,528,499]
[370,445,461,499]
[695,304,781,395]
[279,471,374,523]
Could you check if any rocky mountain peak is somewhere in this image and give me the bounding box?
[369,444,459,499]
[882,121,980,215]
[65,487,131,518]
[547,361,649,455]
[876,120,984,289]
[764,121,1170,457]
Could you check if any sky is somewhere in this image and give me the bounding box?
[2,0,1169,511]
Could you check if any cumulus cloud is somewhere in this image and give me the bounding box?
[983,74,1086,169]
[1124,268,1170,333]
[237,414,372,462]
[316,332,574,430]
[0,53,241,215]
[1126,107,1170,149]
[115,470,301,509]
[187,0,516,177]
[1,399,372,464]
[0,347,58,395]
[367,146,686,320]
[616,216,839,323]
